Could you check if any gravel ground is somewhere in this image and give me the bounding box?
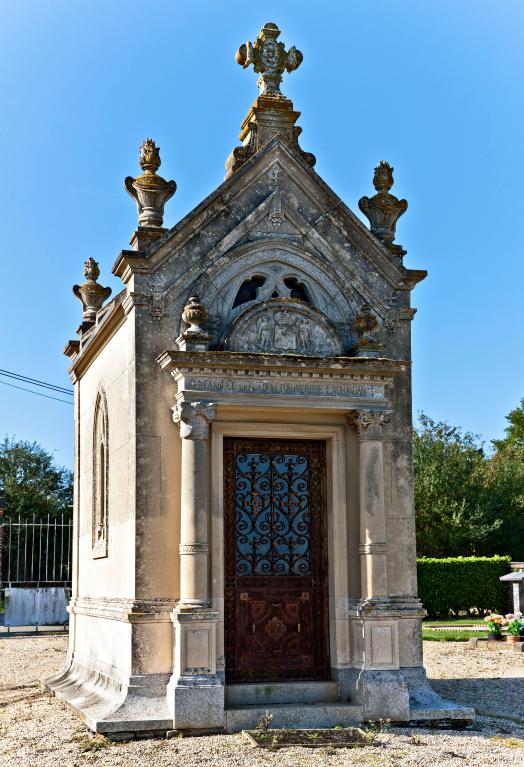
[1,636,524,766]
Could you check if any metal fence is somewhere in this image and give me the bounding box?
[1,514,73,589]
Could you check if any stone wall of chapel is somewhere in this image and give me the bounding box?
[133,303,181,602]
[76,319,136,600]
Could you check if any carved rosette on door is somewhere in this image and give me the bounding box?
[224,438,329,682]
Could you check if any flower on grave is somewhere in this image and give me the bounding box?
[505,613,524,636]
[483,613,507,635]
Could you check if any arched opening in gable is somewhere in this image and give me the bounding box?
[284,276,311,303]
[232,275,266,308]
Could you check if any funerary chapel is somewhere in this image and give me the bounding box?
[47,23,473,735]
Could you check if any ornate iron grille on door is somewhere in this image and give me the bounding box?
[224,438,329,683]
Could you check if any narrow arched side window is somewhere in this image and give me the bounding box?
[92,388,109,558]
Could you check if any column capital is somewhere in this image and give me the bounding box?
[349,409,391,441]
[173,400,217,440]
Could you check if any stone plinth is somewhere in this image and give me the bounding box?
[500,571,524,615]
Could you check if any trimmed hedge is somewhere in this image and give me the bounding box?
[417,555,512,619]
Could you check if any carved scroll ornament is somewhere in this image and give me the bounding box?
[350,410,391,441]
[173,400,217,440]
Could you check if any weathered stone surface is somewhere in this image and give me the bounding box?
[225,702,362,732]
[170,675,224,731]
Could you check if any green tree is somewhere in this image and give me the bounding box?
[0,437,73,520]
[482,445,524,559]
[492,398,524,451]
[484,398,524,559]
[413,413,501,557]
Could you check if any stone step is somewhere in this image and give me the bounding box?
[408,704,476,726]
[225,702,362,732]
[225,681,340,706]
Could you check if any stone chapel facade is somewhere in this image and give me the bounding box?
[47,23,473,735]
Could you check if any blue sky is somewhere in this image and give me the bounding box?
[0,1,522,468]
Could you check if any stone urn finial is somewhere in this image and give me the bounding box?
[182,295,208,334]
[358,161,408,260]
[235,22,303,97]
[73,257,112,325]
[177,295,211,352]
[124,139,176,228]
[353,304,382,358]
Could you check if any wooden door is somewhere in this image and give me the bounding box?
[224,438,329,683]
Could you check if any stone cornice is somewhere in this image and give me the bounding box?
[349,596,426,619]
[157,350,405,411]
[68,300,126,383]
[69,596,178,623]
[63,340,80,360]
[157,349,408,377]
[112,249,152,283]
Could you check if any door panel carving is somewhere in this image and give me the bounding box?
[224,438,329,683]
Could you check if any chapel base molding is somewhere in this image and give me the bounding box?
[69,596,178,623]
[45,659,173,736]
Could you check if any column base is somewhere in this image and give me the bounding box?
[343,666,475,724]
[168,673,225,731]
[169,606,224,731]
[345,667,410,720]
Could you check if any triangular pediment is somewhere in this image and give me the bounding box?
[140,137,413,290]
[109,136,425,361]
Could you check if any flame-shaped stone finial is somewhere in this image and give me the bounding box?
[359,161,408,260]
[73,257,111,326]
[125,139,176,228]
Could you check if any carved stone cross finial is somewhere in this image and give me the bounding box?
[125,139,176,228]
[73,257,111,326]
[235,22,303,96]
[358,161,408,261]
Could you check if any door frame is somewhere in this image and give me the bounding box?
[210,420,351,683]
[223,436,329,683]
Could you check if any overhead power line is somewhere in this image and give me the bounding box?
[0,379,73,405]
[0,368,73,396]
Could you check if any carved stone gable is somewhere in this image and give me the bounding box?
[225,298,343,357]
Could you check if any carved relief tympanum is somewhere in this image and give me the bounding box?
[225,298,344,357]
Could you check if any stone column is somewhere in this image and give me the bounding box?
[353,410,390,603]
[173,400,216,607]
[168,399,223,731]
[347,409,410,721]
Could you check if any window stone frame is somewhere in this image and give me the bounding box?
[92,387,109,559]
